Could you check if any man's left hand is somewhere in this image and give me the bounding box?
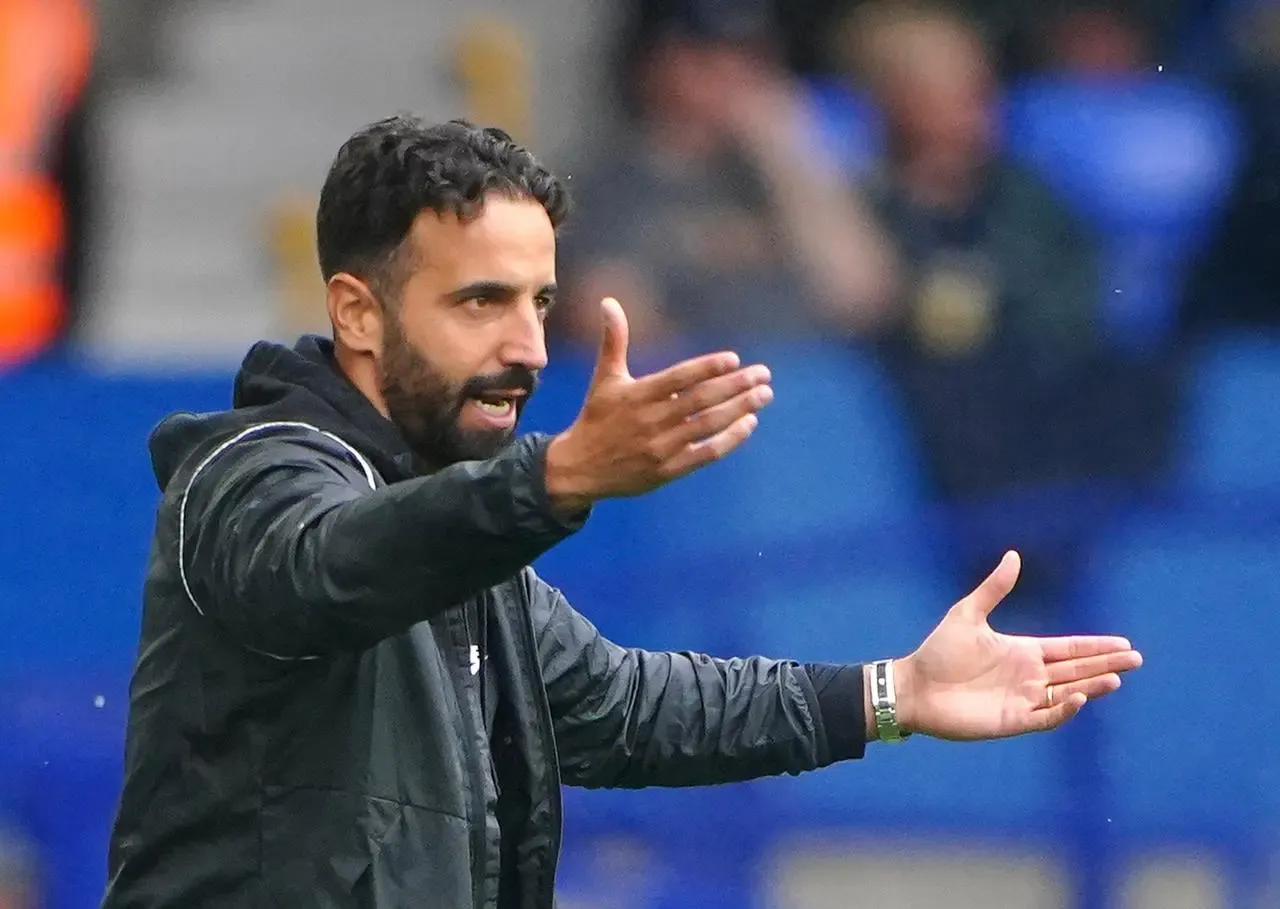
[893,551,1143,741]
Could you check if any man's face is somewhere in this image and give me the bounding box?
[375,195,556,468]
[883,24,995,170]
[643,34,767,135]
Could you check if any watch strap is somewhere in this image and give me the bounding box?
[871,659,910,743]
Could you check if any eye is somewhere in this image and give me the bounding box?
[535,294,556,314]
[463,294,498,314]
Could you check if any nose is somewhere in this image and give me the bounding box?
[500,298,548,372]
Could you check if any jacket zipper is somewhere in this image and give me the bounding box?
[516,598,563,909]
[456,605,491,909]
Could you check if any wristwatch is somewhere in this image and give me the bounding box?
[870,659,911,743]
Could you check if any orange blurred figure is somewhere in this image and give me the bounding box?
[0,0,94,368]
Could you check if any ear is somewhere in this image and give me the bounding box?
[327,273,385,356]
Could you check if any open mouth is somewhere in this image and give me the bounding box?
[473,398,515,418]
[468,391,525,422]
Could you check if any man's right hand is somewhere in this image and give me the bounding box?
[544,298,773,514]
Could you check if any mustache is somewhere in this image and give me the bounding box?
[460,365,540,401]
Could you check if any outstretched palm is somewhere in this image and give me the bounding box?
[898,552,1143,741]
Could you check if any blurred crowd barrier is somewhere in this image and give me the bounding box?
[1,0,1278,907]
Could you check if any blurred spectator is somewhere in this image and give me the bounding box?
[556,0,898,347]
[0,0,94,369]
[1179,0,1280,336]
[1004,0,1182,77]
[773,0,1184,81]
[833,0,1120,499]
[1037,3,1153,75]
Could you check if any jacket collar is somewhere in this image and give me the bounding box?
[232,334,420,482]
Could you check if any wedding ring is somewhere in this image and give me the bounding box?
[1046,685,1054,706]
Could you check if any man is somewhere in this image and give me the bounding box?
[833,0,1109,501]
[102,117,1142,908]
[558,0,897,345]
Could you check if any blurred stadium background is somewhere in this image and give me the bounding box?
[1,0,1278,906]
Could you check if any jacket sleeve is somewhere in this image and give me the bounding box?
[530,574,868,789]
[178,424,586,659]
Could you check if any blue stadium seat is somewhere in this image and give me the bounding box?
[0,671,129,909]
[739,556,954,663]
[801,77,884,177]
[1177,332,1280,507]
[623,341,927,563]
[557,800,759,909]
[0,364,230,672]
[1081,514,1280,852]
[1003,76,1243,352]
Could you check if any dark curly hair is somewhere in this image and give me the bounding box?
[315,116,571,300]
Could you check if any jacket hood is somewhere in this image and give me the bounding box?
[148,335,418,490]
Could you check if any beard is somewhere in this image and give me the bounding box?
[378,315,538,468]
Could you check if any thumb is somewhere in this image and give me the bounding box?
[962,550,1021,620]
[590,297,630,385]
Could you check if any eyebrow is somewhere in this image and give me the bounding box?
[447,281,558,302]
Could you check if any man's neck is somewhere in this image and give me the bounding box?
[332,343,392,421]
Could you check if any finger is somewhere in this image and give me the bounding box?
[637,351,743,400]
[656,384,773,453]
[589,298,631,385]
[655,365,771,425]
[960,550,1021,619]
[1026,691,1087,733]
[661,413,759,479]
[1046,651,1143,684]
[1038,635,1135,662]
[1054,673,1123,703]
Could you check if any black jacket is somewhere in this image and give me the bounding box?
[102,336,866,909]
